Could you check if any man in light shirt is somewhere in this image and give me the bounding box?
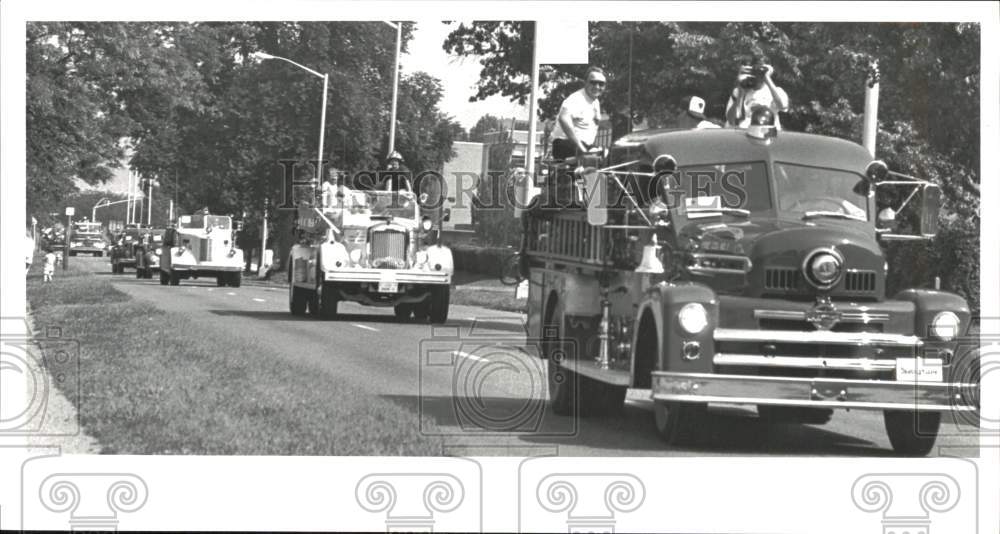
[551,66,606,160]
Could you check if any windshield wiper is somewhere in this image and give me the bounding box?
[687,207,751,217]
[802,210,867,222]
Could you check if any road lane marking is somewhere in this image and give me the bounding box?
[351,323,380,332]
[454,350,489,363]
[252,298,266,302]
[227,292,236,296]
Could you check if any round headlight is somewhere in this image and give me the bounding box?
[349,249,362,264]
[421,218,433,231]
[155,248,162,255]
[678,302,708,334]
[416,250,429,266]
[803,248,843,289]
[930,311,960,341]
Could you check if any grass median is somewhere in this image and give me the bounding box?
[26,257,442,455]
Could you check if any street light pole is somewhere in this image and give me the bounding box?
[253,51,329,190]
[148,179,154,225]
[384,21,402,156]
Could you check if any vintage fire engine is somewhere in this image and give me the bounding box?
[109,225,144,274]
[69,220,107,257]
[287,178,453,322]
[159,212,244,287]
[522,110,977,456]
[135,227,166,279]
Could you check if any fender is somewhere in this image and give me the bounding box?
[634,281,719,377]
[894,289,972,382]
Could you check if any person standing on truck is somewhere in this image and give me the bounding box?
[382,151,411,192]
[725,61,789,129]
[550,66,606,160]
[675,96,722,129]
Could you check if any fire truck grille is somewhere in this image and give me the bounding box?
[199,239,212,262]
[764,268,801,290]
[370,231,407,269]
[845,270,877,292]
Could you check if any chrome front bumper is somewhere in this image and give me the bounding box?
[324,268,451,285]
[651,372,977,411]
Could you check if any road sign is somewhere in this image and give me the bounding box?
[65,207,75,216]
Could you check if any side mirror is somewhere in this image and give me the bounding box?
[920,184,941,237]
[864,160,889,184]
[442,208,451,222]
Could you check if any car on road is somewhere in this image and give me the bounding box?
[135,227,166,279]
[160,212,243,287]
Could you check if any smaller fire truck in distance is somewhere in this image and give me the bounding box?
[135,227,166,279]
[69,220,107,257]
[159,211,244,287]
[288,179,453,322]
[109,225,143,274]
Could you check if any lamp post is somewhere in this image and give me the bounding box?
[253,51,329,189]
[382,21,402,156]
[94,197,131,230]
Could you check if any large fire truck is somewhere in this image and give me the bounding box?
[521,109,977,456]
[287,177,453,322]
[159,211,244,287]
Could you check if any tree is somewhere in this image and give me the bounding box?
[466,114,504,142]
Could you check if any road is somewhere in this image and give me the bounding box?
[83,256,980,457]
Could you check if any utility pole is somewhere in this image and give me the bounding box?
[147,178,153,225]
[260,197,269,276]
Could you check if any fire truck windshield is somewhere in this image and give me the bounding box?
[774,162,869,220]
[73,222,102,235]
[365,190,417,220]
[670,162,772,213]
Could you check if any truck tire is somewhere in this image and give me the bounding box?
[135,267,143,279]
[394,304,413,320]
[316,282,340,319]
[160,271,169,285]
[653,401,705,446]
[169,270,180,286]
[884,410,940,457]
[229,272,242,288]
[289,284,307,315]
[413,301,430,322]
[543,301,577,416]
[428,286,450,324]
[583,382,627,415]
[216,276,227,287]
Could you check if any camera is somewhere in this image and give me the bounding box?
[752,65,768,78]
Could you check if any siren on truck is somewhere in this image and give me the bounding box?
[746,106,778,141]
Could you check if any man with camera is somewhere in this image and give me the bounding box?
[725,62,789,129]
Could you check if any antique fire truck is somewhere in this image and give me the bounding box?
[69,219,107,257]
[159,211,244,287]
[287,178,453,322]
[522,110,977,456]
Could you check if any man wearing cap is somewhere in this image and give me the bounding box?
[676,96,721,129]
[725,62,789,129]
[550,66,606,160]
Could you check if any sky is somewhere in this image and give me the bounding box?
[402,21,528,130]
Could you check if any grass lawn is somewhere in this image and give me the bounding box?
[26,257,442,455]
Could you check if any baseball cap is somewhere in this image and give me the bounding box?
[682,96,707,120]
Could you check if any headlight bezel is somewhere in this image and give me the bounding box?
[801,247,845,290]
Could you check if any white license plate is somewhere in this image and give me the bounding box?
[378,272,398,293]
[896,357,943,382]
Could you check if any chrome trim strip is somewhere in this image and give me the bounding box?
[651,372,977,412]
[561,358,632,386]
[688,253,753,275]
[714,328,922,347]
[714,353,898,371]
[753,309,891,323]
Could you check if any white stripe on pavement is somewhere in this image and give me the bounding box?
[226,292,236,296]
[252,298,266,302]
[351,323,379,332]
